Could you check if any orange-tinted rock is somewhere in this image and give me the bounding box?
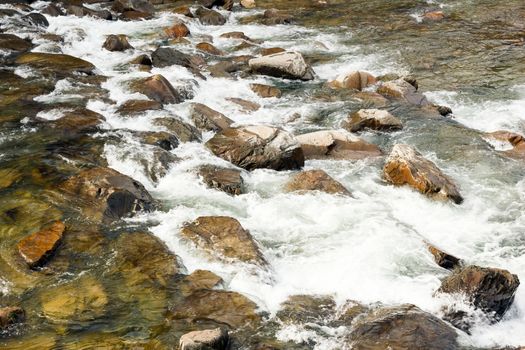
[17,221,65,269]
[328,71,377,90]
[384,144,463,204]
[423,11,445,21]
[285,170,351,195]
[250,83,281,98]
[196,42,224,55]
[427,243,461,270]
[164,22,190,38]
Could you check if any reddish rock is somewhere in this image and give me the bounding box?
[164,22,190,38]
[423,11,445,21]
[17,221,65,268]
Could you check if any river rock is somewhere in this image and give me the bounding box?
[296,130,382,160]
[170,289,261,328]
[41,3,63,17]
[250,83,281,98]
[196,42,224,56]
[60,167,154,222]
[260,47,285,56]
[485,130,525,159]
[132,74,183,104]
[40,274,108,322]
[66,5,112,20]
[249,51,314,80]
[438,265,520,320]
[347,304,459,350]
[197,165,244,195]
[277,295,336,324]
[328,71,377,90]
[0,307,25,329]
[119,10,152,20]
[179,270,223,296]
[206,125,304,171]
[383,144,463,204]
[47,108,105,135]
[165,22,190,38]
[112,0,154,15]
[181,216,265,265]
[17,221,65,269]
[136,130,179,150]
[179,328,229,350]
[195,7,226,25]
[285,169,351,195]
[150,47,203,77]
[427,243,461,270]
[129,54,152,66]
[423,11,445,21]
[153,117,202,143]
[226,97,260,112]
[377,78,429,106]
[262,9,292,25]
[102,34,133,51]
[117,99,162,115]
[15,52,95,75]
[220,31,252,41]
[22,12,49,27]
[240,0,256,8]
[190,103,233,132]
[0,33,31,52]
[343,108,402,132]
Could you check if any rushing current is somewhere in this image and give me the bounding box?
[1,0,525,348]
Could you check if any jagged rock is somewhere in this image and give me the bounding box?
[383,144,463,204]
[181,216,265,264]
[112,0,154,14]
[226,97,260,112]
[328,71,377,90]
[15,52,95,75]
[132,74,183,104]
[296,130,382,160]
[0,33,31,52]
[153,117,201,143]
[66,5,112,20]
[250,83,281,98]
[198,165,244,195]
[347,304,459,350]
[60,167,154,222]
[179,328,229,350]
[206,125,304,171]
[285,169,350,195]
[17,221,65,269]
[427,243,461,270]
[190,103,233,132]
[102,34,133,52]
[195,7,226,25]
[117,99,162,115]
[165,22,190,38]
[0,307,25,329]
[240,0,256,8]
[377,79,429,106]
[343,109,402,132]
[249,51,314,81]
[196,42,224,56]
[135,130,179,150]
[438,265,520,320]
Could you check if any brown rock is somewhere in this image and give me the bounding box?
[196,42,224,56]
[179,328,229,350]
[102,34,133,52]
[133,74,183,104]
[343,109,402,132]
[15,52,95,76]
[179,270,223,296]
[66,5,112,20]
[119,10,152,21]
[129,54,152,66]
[0,307,25,329]
[17,221,65,269]
[117,99,162,115]
[198,165,244,195]
[250,83,281,98]
[423,11,445,21]
[173,6,193,17]
[206,125,304,171]
[383,144,463,204]
[262,9,291,25]
[226,97,260,112]
[220,31,252,41]
[485,130,525,159]
[377,79,429,106]
[195,7,226,25]
[296,130,382,160]
[277,295,336,324]
[0,33,31,52]
[135,131,179,150]
[190,103,233,132]
[112,0,154,14]
[164,22,190,38]
[153,117,202,143]
[427,243,461,270]
[328,71,377,90]
[240,0,256,8]
[285,170,351,195]
[260,47,285,56]
[181,216,266,264]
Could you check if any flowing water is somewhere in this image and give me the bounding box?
[1,0,525,348]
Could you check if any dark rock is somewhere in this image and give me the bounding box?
[153,117,202,143]
[427,244,461,270]
[41,3,63,16]
[17,221,65,269]
[102,34,133,52]
[0,307,25,329]
[15,52,95,75]
[190,103,233,132]
[0,33,32,52]
[112,0,154,14]
[195,6,226,25]
[150,47,203,77]
[132,74,183,104]
[437,105,453,116]
[66,5,112,20]
[377,79,429,106]
[129,54,152,66]
[198,165,243,195]
[22,12,49,27]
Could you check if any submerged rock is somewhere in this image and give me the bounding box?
[206,125,304,171]
[296,130,382,160]
[377,78,429,106]
[285,169,351,195]
[347,304,459,350]
[132,74,183,104]
[0,307,25,329]
[438,265,520,320]
[277,295,336,324]
[179,328,229,350]
[190,103,233,132]
[135,130,179,150]
[15,52,95,75]
[343,108,402,132]
[102,34,133,52]
[249,51,315,81]
[250,83,282,98]
[181,216,266,265]
[383,144,463,204]
[179,270,223,297]
[328,71,377,90]
[198,165,244,195]
[17,221,65,269]
[226,97,260,112]
[427,243,461,270]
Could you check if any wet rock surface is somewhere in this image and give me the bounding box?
[179,328,229,350]
[285,169,351,195]
[343,108,403,132]
[17,221,65,268]
[190,103,233,132]
[249,51,315,80]
[197,165,244,195]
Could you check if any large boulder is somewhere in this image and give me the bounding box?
[328,71,377,90]
[347,304,459,350]
[343,109,402,132]
[285,169,351,195]
[197,165,244,195]
[377,78,429,106]
[179,328,229,350]
[438,265,520,321]
[15,52,95,75]
[206,126,304,171]
[296,130,382,160]
[132,75,183,104]
[181,216,266,265]
[190,103,233,132]
[102,34,133,52]
[383,144,463,204]
[249,51,315,81]
[17,221,65,269]
[60,167,155,222]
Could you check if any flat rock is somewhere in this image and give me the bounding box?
[179,328,229,350]
[383,144,463,204]
[181,216,266,265]
[328,71,377,90]
[296,130,382,160]
[179,270,223,296]
[0,33,31,52]
[249,51,315,81]
[343,108,402,132]
[190,103,233,132]
[226,97,260,112]
[17,221,65,269]
[285,169,351,195]
[206,125,304,171]
[198,165,244,195]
